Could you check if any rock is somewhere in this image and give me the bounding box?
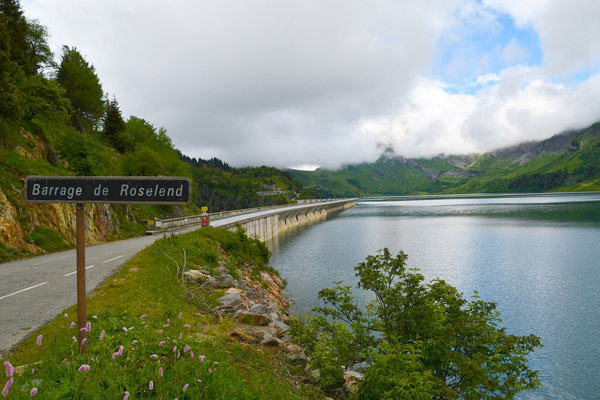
[248,303,269,315]
[288,354,308,368]
[269,312,280,321]
[219,292,243,307]
[210,274,237,288]
[236,311,270,326]
[260,333,283,347]
[269,320,289,333]
[183,270,212,283]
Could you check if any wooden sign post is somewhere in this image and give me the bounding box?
[25,176,191,353]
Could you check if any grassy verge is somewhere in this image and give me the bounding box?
[1,228,322,399]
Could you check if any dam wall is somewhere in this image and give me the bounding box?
[217,199,356,242]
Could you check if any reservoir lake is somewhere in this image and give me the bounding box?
[267,193,600,399]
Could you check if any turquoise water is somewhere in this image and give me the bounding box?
[268,193,600,399]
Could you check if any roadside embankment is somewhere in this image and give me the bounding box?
[0,227,324,399]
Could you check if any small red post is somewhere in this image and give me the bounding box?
[76,203,87,353]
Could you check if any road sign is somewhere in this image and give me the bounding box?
[24,175,192,353]
[25,176,191,204]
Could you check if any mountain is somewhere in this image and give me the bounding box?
[288,122,600,196]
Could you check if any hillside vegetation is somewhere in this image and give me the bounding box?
[0,1,308,261]
[289,122,600,197]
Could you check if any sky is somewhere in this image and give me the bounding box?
[22,0,600,169]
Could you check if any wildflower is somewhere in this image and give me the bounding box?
[179,333,182,339]
[79,327,87,332]
[159,367,163,377]
[64,313,68,318]
[184,345,191,353]
[72,336,77,342]
[122,327,128,333]
[140,314,146,319]
[173,346,177,353]
[123,391,130,400]
[128,327,134,331]
[159,329,163,334]
[31,369,35,375]
[162,324,169,328]
[112,346,124,359]
[86,321,91,331]
[159,341,165,347]
[199,355,205,363]
[4,361,14,377]
[150,354,158,359]
[78,364,90,372]
[30,387,38,397]
[183,324,191,328]
[92,315,97,320]
[190,351,194,359]
[3,378,13,397]
[100,330,105,340]
[81,338,87,346]
[36,335,43,346]
[197,379,202,383]
[177,351,181,359]
[149,381,154,390]
[131,340,138,344]
[167,318,170,324]
[118,345,124,356]
[178,312,182,319]
[182,383,189,392]
[173,339,177,344]
[70,322,76,329]
[208,368,212,373]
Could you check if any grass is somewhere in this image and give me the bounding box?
[1,228,322,399]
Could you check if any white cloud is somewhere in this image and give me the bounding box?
[21,0,600,169]
[502,38,527,64]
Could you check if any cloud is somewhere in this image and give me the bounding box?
[22,0,600,169]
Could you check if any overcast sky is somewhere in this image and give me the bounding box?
[22,0,600,169]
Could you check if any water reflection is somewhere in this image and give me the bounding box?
[268,193,600,399]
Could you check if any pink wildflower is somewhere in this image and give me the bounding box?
[177,351,181,359]
[199,355,205,363]
[4,361,14,377]
[150,354,158,359]
[31,369,35,375]
[92,315,97,320]
[158,329,163,334]
[167,318,170,324]
[183,324,191,328]
[36,335,42,346]
[178,312,182,319]
[197,379,202,383]
[128,327,133,331]
[64,313,68,318]
[3,378,13,397]
[131,340,138,344]
[118,345,124,356]
[173,346,177,352]
[179,333,182,339]
[30,387,38,397]
[208,368,212,373]
[81,338,87,346]
[149,381,154,390]
[162,324,169,328]
[79,327,87,332]
[190,351,194,359]
[78,364,90,372]
[184,345,191,353]
[100,330,105,340]
[159,367,163,377]
[182,383,189,392]
[123,391,130,400]
[72,336,77,342]
[70,322,76,329]
[122,327,128,333]
[173,339,177,344]
[140,314,146,319]
[159,341,165,347]
[86,321,91,332]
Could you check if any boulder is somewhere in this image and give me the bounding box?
[248,303,269,315]
[260,333,284,347]
[219,292,243,307]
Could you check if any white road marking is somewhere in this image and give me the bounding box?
[0,282,48,300]
[63,266,94,277]
[104,255,123,263]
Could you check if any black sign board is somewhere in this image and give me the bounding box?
[25,176,191,204]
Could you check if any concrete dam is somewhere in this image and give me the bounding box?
[150,199,357,242]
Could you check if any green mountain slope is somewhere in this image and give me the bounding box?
[289,122,600,197]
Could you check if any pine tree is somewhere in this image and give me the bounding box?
[102,96,126,152]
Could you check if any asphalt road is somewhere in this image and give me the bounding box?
[0,201,347,358]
